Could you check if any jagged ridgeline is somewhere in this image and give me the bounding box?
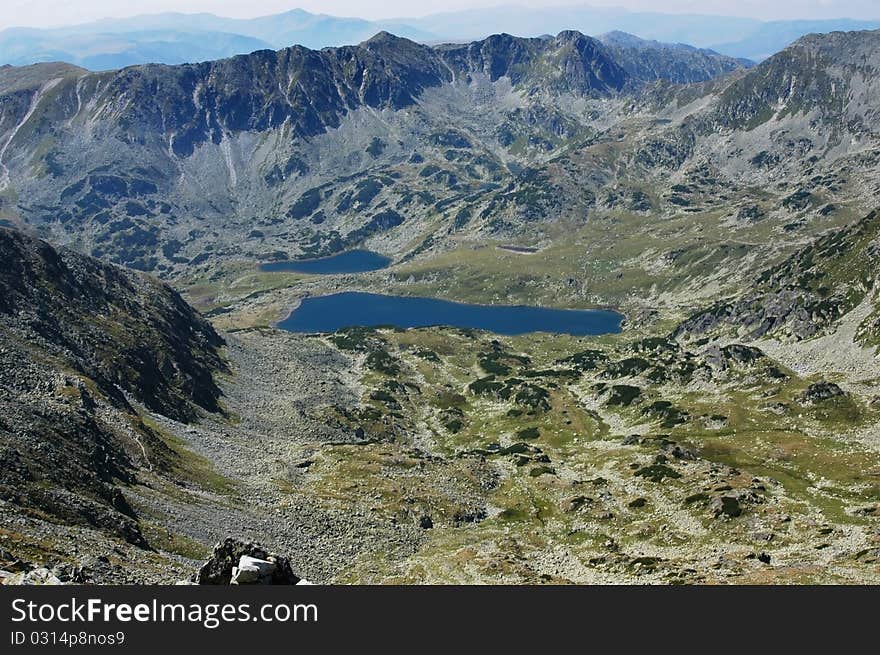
[0,31,750,273]
[0,227,226,545]
[676,208,880,342]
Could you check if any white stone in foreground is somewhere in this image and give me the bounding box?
[231,555,278,584]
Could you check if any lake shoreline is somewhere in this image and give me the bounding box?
[260,249,392,274]
[277,291,625,337]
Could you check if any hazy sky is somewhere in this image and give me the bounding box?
[3,1,879,31]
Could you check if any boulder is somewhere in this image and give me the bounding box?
[230,565,260,585]
[231,555,277,585]
[722,344,764,365]
[712,495,742,518]
[196,538,300,585]
[800,381,845,404]
[561,495,591,513]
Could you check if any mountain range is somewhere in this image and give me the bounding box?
[1,24,879,585]
[1,7,879,70]
[0,29,758,274]
[1,28,877,283]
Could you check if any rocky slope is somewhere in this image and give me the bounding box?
[598,31,752,84]
[0,29,875,289]
[676,208,880,342]
[556,29,880,207]
[0,227,225,548]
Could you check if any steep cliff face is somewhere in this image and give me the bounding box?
[0,227,226,545]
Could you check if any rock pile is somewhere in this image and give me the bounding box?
[0,555,89,585]
[195,538,309,585]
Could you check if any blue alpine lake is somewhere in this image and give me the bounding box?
[260,250,391,274]
[279,292,624,336]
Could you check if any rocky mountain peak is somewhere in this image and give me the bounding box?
[360,30,407,46]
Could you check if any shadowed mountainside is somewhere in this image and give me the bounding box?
[0,227,226,546]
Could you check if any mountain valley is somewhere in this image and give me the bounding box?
[1,27,879,584]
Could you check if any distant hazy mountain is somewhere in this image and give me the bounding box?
[0,28,274,70]
[76,9,436,50]
[0,9,436,69]
[405,5,761,47]
[1,7,878,70]
[405,7,880,61]
[707,18,880,60]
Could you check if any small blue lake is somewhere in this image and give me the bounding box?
[279,292,623,336]
[260,250,391,274]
